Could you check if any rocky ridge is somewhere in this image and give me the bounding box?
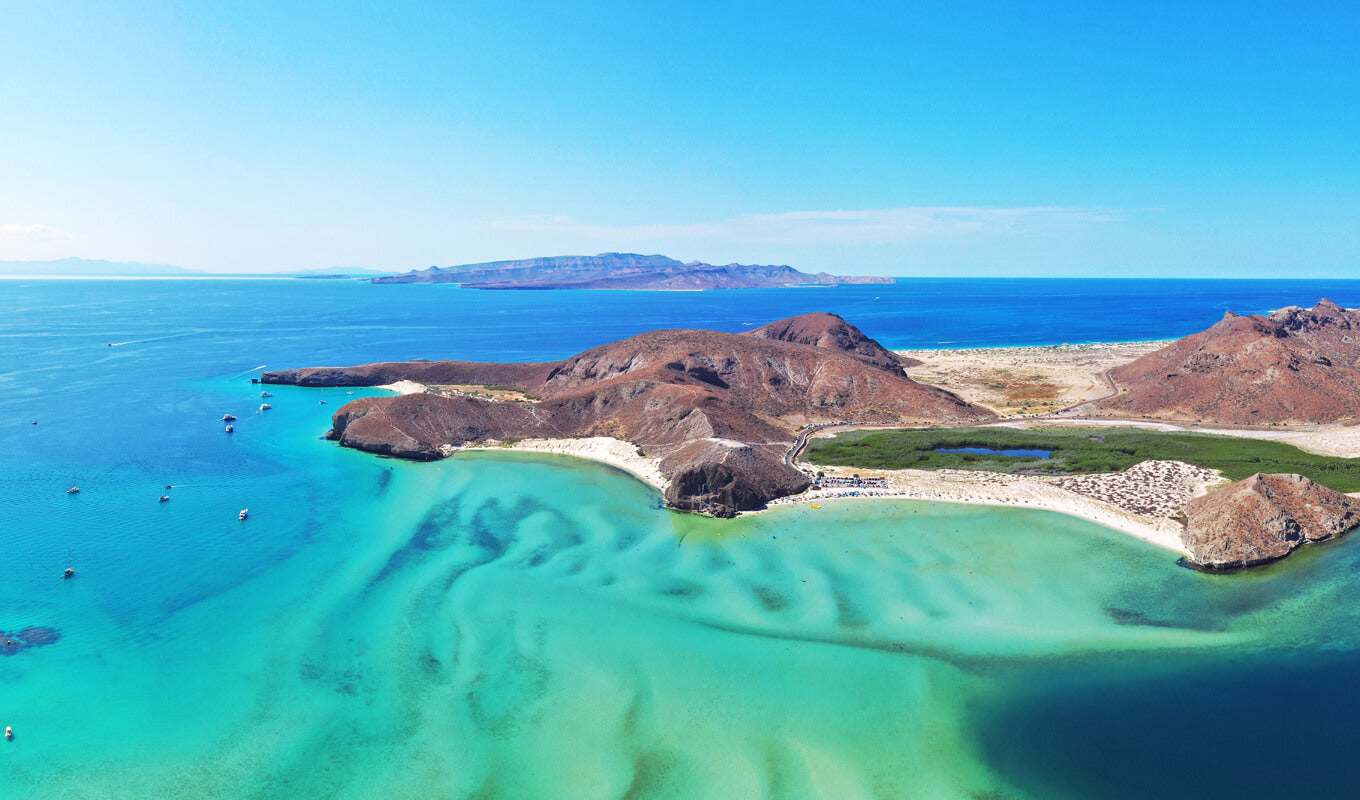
[1094,299,1360,424]
[263,313,990,516]
[1183,472,1360,569]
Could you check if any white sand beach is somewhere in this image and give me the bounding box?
[451,436,668,492]
[763,460,1216,556]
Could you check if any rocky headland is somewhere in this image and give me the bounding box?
[1183,473,1360,569]
[263,313,990,516]
[371,253,894,290]
[1093,299,1360,424]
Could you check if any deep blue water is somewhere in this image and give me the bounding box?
[936,447,1053,458]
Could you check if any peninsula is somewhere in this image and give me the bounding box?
[371,252,894,290]
[262,313,988,515]
[264,301,1360,570]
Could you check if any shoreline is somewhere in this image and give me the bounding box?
[757,464,1201,556]
[442,431,1201,556]
[373,379,1195,556]
[447,436,669,493]
[371,369,1357,559]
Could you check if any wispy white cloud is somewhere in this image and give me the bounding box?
[0,223,74,242]
[488,207,1126,247]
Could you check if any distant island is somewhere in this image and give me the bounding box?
[371,252,895,290]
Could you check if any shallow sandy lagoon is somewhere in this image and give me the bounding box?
[11,421,1360,799]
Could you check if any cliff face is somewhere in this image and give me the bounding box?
[263,313,991,516]
[371,253,894,290]
[1094,299,1360,424]
[1183,473,1360,569]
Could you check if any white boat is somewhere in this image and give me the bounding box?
[221,414,236,422]
[66,486,80,494]
[260,391,273,398]
[225,425,234,433]
[239,509,249,520]
[259,403,272,411]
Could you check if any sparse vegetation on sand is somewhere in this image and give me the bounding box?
[806,426,1360,492]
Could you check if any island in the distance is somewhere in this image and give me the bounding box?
[371,252,895,290]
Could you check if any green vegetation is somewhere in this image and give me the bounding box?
[805,426,1360,493]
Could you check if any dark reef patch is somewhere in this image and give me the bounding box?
[0,626,62,655]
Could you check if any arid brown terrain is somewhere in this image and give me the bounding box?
[1094,299,1360,424]
[1183,473,1360,569]
[263,313,991,516]
[896,341,1167,416]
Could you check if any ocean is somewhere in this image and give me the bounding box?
[3,277,1360,799]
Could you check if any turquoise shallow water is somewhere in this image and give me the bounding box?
[6,279,1360,798]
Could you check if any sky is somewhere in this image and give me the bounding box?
[1,0,1357,276]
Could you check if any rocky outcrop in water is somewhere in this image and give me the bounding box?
[1094,299,1360,424]
[1182,473,1360,569]
[264,313,991,516]
[371,253,894,290]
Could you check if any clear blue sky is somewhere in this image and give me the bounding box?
[2,0,1356,276]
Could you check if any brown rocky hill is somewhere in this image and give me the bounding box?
[262,313,991,516]
[745,312,909,374]
[1093,299,1360,424]
[1183,473,1360,569]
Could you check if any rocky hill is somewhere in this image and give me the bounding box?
[262,313,990,515]
[1093,299,1360,424]
[1183,472,1360,569]
[371,253,894,290]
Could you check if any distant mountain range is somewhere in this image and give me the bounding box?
[0,259,394,278]
[372,253,894,290]
[0,258,200,276]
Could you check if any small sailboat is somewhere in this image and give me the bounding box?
[159,495,170,503]
[258,403,272,412]
[225,425,234,433]
[239,509,249,520]
[260,391,273,398]
[63,567,75,579]
[66,486,80,494]
[221,414,236,422]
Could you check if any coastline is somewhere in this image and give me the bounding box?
[373,352,1360,559]
[374,378,1203,555]
[759,466,1198,555]
[448,436,669,493]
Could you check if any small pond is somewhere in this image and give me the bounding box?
[934,447,1053,459]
